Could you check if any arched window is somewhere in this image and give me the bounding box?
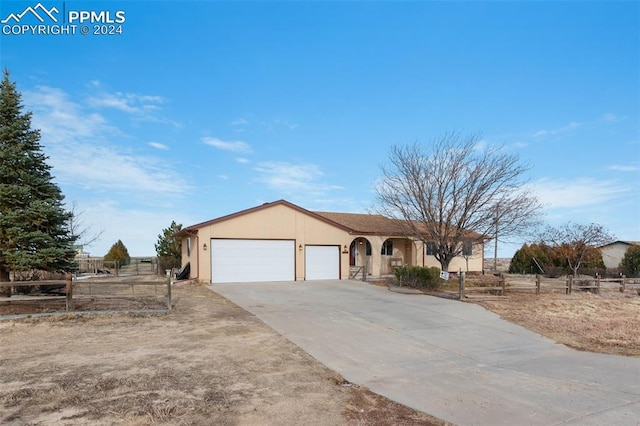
[381,240,393,256]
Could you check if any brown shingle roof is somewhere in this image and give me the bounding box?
[315,211,486,240]
[313,211,410,235]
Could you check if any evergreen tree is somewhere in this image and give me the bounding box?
[509,243,551,274]
[155,221,182,271]
[620,245,640,278]
[510,240,605,276]
[509,244,532,274]
[104,240,130,266]
[0,69,77,291]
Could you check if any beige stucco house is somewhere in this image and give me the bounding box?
[176,200,485,283]
[599,241,640,270]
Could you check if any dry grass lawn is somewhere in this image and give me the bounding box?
[0,281,446,425]
[1,275,638,425]
[472,290,640,357]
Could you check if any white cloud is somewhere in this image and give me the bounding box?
[86,83,165,115]
[202,136,253,154]
[533,121,581,138]
[529,177,629,208]
[63,147,188,194]
[273,118,298,130]
[23,85,189,197]
[601,113,628,123]
[259,118,300,131]
[24,85,115,142]
[230,118,249,133]
[229,116,299,132]
[235,157,250,164]
[148,141,169,150]
[83,82,179,127]
[87,92,164,114]
[87,92,138,113]
[254,161,342,195]
[230,118,248,126]
[609,164,639,172]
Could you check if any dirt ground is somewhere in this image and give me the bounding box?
[444,274,640,357]
[471,289,640,357]
[2,276,638,425]
[0,280,445,426]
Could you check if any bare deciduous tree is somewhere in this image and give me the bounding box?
[539,222,614,277]
[375,132,542,272]
[68,201,104,252]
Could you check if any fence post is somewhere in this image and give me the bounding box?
[459,268,465,300]
[535,274,540,295]
[568,275,573,294]
[65,273,73,311]
[620,274,626,293]
[500,273,506,295]
[166,269,172,310]
[596,276,600,295]
[565,276,569,295]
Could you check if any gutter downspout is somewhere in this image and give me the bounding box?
[195,234,200,281]
[183,230,200,281]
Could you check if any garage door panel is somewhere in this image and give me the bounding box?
[212,239,294,283]
[305,245,339,280]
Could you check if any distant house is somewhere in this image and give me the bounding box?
[599,241,640,270]
[175,199,485,283]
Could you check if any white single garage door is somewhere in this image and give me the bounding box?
[211,239,295,283]
[305,245,340,280]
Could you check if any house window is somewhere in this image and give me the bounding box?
[381,240,393,256]
[365,241,372,256]
[462,241,472,257]
[426,242,436,256]
[186,237,191,257]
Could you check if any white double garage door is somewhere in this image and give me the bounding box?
[211,239,339,283]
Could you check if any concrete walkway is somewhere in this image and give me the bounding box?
[212,280,640,425]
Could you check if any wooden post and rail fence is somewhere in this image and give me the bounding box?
[458,273,636,299]
[459,270,506,299]
[0,273,173,312]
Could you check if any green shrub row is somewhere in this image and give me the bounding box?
[394,265,441,290]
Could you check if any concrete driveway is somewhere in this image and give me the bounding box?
[212,280,640,425]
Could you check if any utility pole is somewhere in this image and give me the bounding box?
[493,204,499,272]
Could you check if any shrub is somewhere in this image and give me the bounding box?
[104,240,131,266]
[544,266,566,279]
[158,255,181,273]
[394,265,441,290]
[620,245,640,278]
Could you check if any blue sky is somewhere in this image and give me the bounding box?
[1,1,638,257]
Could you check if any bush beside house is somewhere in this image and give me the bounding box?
[395,265,441,290]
